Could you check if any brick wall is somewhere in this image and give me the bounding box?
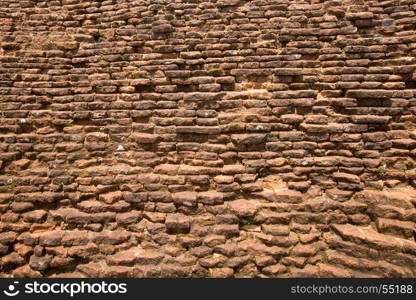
[1,0,416,277]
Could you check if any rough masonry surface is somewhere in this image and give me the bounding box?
[1,0,416,277]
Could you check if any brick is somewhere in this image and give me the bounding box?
[177,126,220,134]
[1,0,416,279]
[227,199,258,217]
[99,191,123,204]
[198,191,223,205]
[152,24,173,34]
[351,115,391,124]
[0,232,18,244]
[376,218,415,239]
[165,215,191,234]
[346,89,392,98]
[131,133,159,143]
[231,134,266,144]
[172,192,197,207]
